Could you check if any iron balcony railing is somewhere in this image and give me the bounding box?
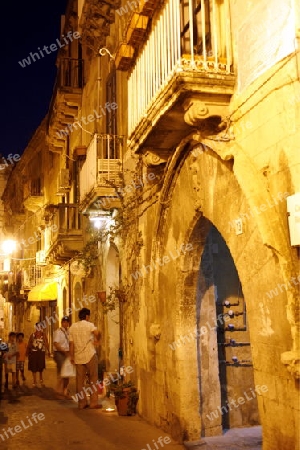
[128,0,233,135]
[80,134,123,203]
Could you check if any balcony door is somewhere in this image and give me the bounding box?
[180,0,227,59]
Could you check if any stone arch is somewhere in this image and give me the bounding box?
[151,136,297,445]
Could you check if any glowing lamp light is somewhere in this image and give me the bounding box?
[101,396,116,412]
[89,213,112,230]
[1,240,17,255]
[91,217,107,229]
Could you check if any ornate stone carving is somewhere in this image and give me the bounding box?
[142,149,169,167]
[79,0,118,56]
[281,350,300,379]
[183,98,229,133]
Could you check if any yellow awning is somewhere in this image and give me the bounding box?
[28,282,58,302]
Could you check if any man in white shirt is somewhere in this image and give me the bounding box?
[69,308,101,409]
[53,316,70,398]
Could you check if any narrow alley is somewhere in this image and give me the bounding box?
[0,358,184,450]
[0,359,262,450]
[0,0,299,448]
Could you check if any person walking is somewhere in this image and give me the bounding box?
[16,332,27,385]
[4,332,17,389]
[69,308,101,409]
[26,323,50,387]
[53,316,71,398]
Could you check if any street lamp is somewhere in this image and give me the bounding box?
[0,240,17,273]
[89,211,112,230]
[1,240,17,255]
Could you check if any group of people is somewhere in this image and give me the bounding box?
[2,308,102,409]
[3,325,51,388]
[53,308,102,409]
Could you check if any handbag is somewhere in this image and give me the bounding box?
[61,356,76,378]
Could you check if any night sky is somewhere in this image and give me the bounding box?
[1,0,68,158]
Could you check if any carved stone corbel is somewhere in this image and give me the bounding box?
[281,350,300,379]
[142,149,169,167]
[183,98,229,133]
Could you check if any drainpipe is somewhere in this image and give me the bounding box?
[96,55,102,134]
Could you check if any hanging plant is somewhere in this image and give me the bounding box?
[101,285,130,314]
[74,225,105,271]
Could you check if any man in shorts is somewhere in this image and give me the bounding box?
[16,332,27,385]
[69,308,101,409]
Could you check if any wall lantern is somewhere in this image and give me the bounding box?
[1,240,17,255]
[89,211,112,230]
[287,193,300,246]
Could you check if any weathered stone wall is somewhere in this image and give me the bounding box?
[121,53,300,448]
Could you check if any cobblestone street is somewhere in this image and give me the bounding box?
[0,358,262,450]
[0,358,184,450]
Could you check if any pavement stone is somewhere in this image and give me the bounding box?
[184,427,262,450]
[0,358,184,450]
[0,358,262,450]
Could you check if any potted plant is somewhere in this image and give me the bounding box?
[111,381,139,416]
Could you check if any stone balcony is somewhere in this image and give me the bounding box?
[23,194,44,213]
[47,58,84,152]
[47,203,84,265]
[126,0,235,159]
[79,134,123,214]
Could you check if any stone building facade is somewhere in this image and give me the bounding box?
[1,0,300,449]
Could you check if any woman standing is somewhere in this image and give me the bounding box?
[26,323,50,387]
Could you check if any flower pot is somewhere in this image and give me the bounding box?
[115,388,130,416]
[97,291,106,302]
[114,387,139,416]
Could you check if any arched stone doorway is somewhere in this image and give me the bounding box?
[147,135,296,446]
[196,221,259,436]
